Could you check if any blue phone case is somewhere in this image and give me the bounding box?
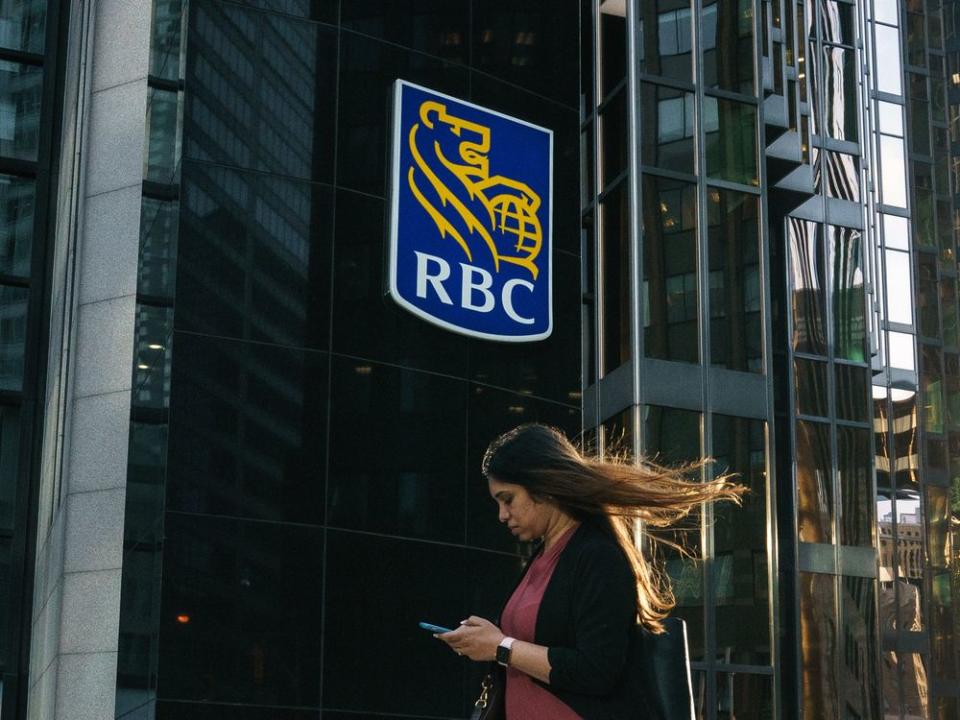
[419,621,453,634]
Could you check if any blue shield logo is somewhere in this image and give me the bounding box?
[387,80,553,341]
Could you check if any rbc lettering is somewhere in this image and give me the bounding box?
[414,251,536,325]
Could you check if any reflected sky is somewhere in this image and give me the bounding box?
[884,249,913,325]
[888,331,916,370]
[875,24,903,95]
[880,136,907,207]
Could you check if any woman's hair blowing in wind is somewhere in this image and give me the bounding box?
[482,423,746,633]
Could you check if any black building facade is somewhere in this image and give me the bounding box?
[114,1,583,718]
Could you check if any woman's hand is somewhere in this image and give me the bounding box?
[436,616,505,662]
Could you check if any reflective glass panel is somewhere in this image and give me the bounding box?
[875,24,904,95]
[0,174,33,278]
[138,196,179,300]
[884,249,913,325]
[888,331,916,370]
[940,277,960,345]
[910,94,930,155]
[702,0,755,95]
[145,87,181,185]
[150,0,184,81]
[937,198,954,267]
[880,136,907,207]
[601,1,627,96]
[789,219,827,356]
[822,1,856,43]
[581,124,594,201]
[327,357,466,542]
[839,577,881,715]
[795,358,829,418]
[878,101,904,136]
[883,213,910,250]
[891,389,919,486]
[187,2,340,184]
[918,255,939,338]
[705,97,758,185]
[0,0,45,53]
[637,0,693,83]
[0,284,27,392]
[925,485,950,570]
[799,572,839,720]
[921,344,944,433]
[946,356,960,430]
[836,364,869,422]
[640,83,695,174]
[707,189,761,372]
[645,405,704,657]
[716,673,773,720]
[907,11,926,66]
[712,415,769,666]
[823,48,858,142]
[901,654,930,717]
[602,183,631,374]
[874,0,899,25]
[929,4,944,49]
[931,75,947,124]
[838,426,873,546]
[926,486,957,680]
[176,163,333,351]
[829,226,866,362]
[343,1,467,64]
[158,514,325,706]
[825,153,860,201]
[894,493,926,631]
[0,60,42,162]
[0,405,18,532]
[797,420,833,543]
[643,174,698,363]
[601,89,627,187]
[474,5,579,105]
[132,305,173,411]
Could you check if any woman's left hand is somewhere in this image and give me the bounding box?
[435,616,504,662]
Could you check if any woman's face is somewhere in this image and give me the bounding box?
[487,476,554,541]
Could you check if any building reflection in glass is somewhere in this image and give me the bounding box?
[800,572,839,720]
[788,218,826,355]
[643,174,699,363]
[708,189,761,372]
[636,0,693,83]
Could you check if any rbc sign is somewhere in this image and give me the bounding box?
[387,80,553,341]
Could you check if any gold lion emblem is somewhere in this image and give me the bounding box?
[407,100,543,280]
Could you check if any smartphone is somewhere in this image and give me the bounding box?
[419,621,454,634]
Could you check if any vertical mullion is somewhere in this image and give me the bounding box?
[626,0,643,412]
[691,0,718,713]
[755,0,783,715]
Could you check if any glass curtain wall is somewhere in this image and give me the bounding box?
[868,0,960,714]
[115,1,184,715]
[785,0,883,717]
[585,2,774,719]
[0,0,60,716]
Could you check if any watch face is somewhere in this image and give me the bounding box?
[496,644,511,665]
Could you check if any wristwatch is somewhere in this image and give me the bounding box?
[496,636,516,667]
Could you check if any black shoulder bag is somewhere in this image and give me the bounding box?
[633,617,696,720]
[469,663,505,720]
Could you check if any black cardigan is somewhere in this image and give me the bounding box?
[501,521,639,720]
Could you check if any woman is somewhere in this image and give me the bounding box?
[436,423,744,720]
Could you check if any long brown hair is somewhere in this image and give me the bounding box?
[482,423,745,633]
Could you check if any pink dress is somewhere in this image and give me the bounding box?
[500,525,583,720]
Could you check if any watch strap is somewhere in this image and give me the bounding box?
[496,636,516,666]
